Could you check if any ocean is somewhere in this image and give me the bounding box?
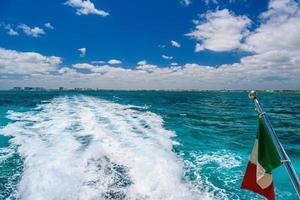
[0,91,299,200]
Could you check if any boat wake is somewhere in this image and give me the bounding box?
[0,95,216,200]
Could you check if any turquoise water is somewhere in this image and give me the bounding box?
[0,91,299,200]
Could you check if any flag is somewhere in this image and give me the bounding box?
[241,116,282,200]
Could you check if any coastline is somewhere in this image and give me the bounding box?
[1,89,300,93]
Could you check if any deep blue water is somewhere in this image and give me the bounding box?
[0,91,299,200]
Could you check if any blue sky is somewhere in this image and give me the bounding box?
[0,0,300,90]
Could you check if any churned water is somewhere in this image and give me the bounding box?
[0,91,299,200]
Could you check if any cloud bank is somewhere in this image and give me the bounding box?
[0,48,61,74]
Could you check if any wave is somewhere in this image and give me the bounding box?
[183,151,242,200]
[0,95,216,200]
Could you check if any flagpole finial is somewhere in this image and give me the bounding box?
[249,90,257,99]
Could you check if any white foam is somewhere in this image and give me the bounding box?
[0,95,215,200]
[0,147,14,162]
[184,151,242,200]
[191,151,241,169]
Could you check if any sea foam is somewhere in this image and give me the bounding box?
[0,95,215,200]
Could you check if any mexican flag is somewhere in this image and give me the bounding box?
[241,116,282,200]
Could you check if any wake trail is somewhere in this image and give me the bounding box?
[0,95,214,200]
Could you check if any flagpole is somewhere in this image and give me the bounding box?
[249,90,300,198]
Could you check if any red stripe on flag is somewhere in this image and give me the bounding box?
[241,162,275,200]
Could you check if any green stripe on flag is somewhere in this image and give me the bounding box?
[257,116,282,173]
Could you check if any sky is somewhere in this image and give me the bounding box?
[0,0,299,90]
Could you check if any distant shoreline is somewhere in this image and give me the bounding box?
[1,89,300,93]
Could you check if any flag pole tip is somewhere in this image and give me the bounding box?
[249,90,257,99]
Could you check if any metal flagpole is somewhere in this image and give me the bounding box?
[248,90,300,198]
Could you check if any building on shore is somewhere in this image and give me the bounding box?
[12,87,22,91]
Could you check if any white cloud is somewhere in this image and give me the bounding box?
[73,63,128,74]
[78,48,86,57]
[242,0,300,54]
[170,40,181,48]
[65,0,109,16]
[195,43,205,52]
[235,0,300,87]
[181,0,192,6]
[4,24,19,36]
[186,9,251,52]
[162,55,173,60]
[7,29,19,36]
[18,24,45,37]
[136,63,158,73]
[91,60,105,64]
[44,22,54,30]
[136,60,159,72]
[108,59,122,65]
[171,63,178,66]
[7,29,18,36]
[137,60,147,65]
[58,67,77,75]
[181,0,219,6]
[73,63,96,71]
[0,48,61,74]
[260,0,299,19]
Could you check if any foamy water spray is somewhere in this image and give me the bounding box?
[0,95,215,200]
